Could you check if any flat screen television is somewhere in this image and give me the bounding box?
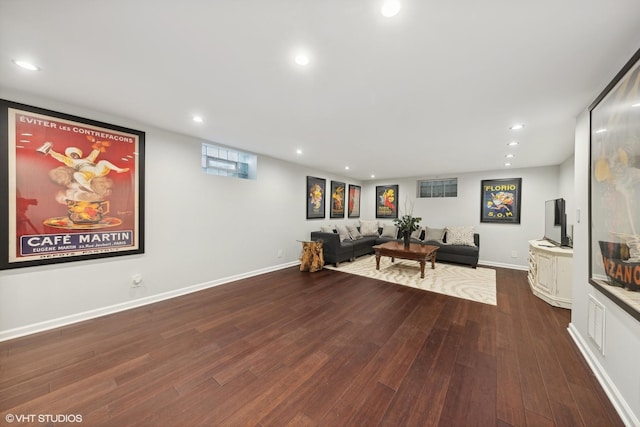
[544,198,571,247]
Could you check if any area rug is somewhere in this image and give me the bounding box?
[324,255,496,306]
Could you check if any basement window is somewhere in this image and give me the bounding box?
[417,178,458,198]
[201,143,257,179]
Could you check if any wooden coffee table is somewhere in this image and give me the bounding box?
[373,242,439,278]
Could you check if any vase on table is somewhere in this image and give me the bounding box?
[403,231,411,248]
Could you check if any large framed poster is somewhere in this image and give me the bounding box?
[376,185,398,219]
[480,178,522,224]
[0,99,145,270]
[306,176,325,219]
[589,46,640,322]
[330,180,345,219]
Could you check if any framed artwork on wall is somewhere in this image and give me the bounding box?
[306,176,326,219]
[0,99,145,270]
[376,185,398,219]
[348,184,361,218]
[589,46,640,322]
[480,178,522,224]
[330,181,345,218]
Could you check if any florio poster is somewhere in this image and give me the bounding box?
[1,100,145,269]
[480,178,522,224]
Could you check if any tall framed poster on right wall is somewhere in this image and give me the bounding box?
[589,46,640,322]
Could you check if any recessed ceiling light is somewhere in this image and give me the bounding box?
[371,174,376,178]
[509,124,524,130]
[595,128,607,134]
[345,166,350,170]
[507,141,519,146]
[505,154,515,158]
[381,0,401,17]
[294,53,310,66]
[296,149,302,155]
[13,60,40,71]
[504,162,512,167]
[192,116,203,123]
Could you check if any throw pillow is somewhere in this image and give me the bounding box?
[335,224,351,242]
[445,226,476,246]
[320,225,336,233]
[423,227,446,242]
[359,219,379,236]
[380,224,398,238]
[346,225,363,240]
[411,227,422,240]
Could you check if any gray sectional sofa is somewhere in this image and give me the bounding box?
[310,225,479,268]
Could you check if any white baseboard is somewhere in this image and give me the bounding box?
[567,323,638,427]
[479,259,528,271]
[0,261,300,342]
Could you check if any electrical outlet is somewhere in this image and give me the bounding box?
[511,250,517,258]
[131,274,142,287]
[277,249,283,258]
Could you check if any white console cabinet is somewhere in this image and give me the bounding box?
[527,240,573,309]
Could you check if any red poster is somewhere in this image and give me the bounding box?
[1,100,145,269]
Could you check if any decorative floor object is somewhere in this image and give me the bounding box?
[324,255,496,305]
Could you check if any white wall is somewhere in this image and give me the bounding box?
[559,154,576,230]
[569,110,640,426]
[0,89,360,338]
[362,166,570,269]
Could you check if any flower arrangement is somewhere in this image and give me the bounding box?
[393,213,422,235]
[393,200,422,246]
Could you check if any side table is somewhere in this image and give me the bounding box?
[299,240,324,272]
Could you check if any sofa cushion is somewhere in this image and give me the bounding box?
[442,243,479,256]
[423,227,445,243]
[320,225,336,233]
[352,236,378,257]
[446,226,476,246]
[359,219,379,236]
[346,225,363,240]
[411,227,422,240]
[335,224,351,242]
[381,224,398,238]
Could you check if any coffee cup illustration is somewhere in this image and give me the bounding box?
[66,200,110,224]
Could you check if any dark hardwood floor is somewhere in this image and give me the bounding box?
[0,265,623,426]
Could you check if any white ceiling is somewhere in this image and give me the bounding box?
[1,0,640,181]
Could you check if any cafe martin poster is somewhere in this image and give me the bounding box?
[0,99,145,269]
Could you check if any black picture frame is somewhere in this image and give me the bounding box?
[376,185,398,219]
[348,184,361,219]
[480,178,522,224]
[0,99,145,270]
[589,46,640,322]
[306,176,326,219]
[330,181,345,219]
